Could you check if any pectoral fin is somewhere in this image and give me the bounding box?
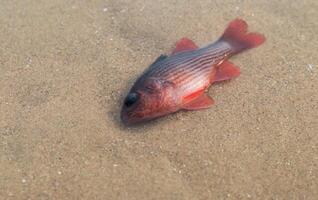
[182,93,214,110]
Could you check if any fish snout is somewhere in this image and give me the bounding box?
[120,107,141,126]
[120,108,132,126]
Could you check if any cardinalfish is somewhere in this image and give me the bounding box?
[121,19,265,125]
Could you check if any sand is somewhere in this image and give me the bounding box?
[1,0,317,199]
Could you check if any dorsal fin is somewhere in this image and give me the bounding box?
[172,38,198,55]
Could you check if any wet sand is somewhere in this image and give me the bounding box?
[1,0,317,199]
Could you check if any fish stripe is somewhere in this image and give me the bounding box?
[175,50,230,91]
[164,44,225,67]
[152,44,228,76]
[180,69,211,92]
[143,40,232,99]
[157,48,228,79]
[168,57,216,82]
[159,46,227,74]
[178,52,229,86]
[163,45,231,76]
[176,61,215,85]
[163,41,231,71]
[170,49,224,72]
[164,49,230,81]
[159,46,214,68]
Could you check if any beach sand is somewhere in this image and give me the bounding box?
[1,0,317,199]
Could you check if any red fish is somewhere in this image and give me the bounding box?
[121,19,265,125]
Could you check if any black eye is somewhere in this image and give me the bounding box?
[124,92,139,107]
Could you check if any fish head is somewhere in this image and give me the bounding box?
[121,78,176,125]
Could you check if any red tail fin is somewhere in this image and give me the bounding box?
[220,19,265,54]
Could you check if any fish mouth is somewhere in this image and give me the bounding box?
[121,113,133,126]
[121,108,156,126]
[121,115,144,126]
[120,109,131,125]
[120,109,142,126]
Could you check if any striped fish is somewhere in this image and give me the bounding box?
[121,19,265,125]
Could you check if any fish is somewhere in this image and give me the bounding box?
[121,18,265,125]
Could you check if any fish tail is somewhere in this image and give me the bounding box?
[220,18,265,54]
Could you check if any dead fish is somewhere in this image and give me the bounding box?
[121,19,265,125]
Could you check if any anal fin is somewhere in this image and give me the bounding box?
[214,60,240,82]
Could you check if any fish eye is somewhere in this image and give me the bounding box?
[124,92,139,107]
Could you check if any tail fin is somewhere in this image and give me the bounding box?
[220,18,265,54]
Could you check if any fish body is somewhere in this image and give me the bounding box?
[121,19,265,125]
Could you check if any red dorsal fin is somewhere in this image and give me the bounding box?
[172,37,198,55]
[214,60,240,82]
[182,93,214,110]
[220,18,265,54]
